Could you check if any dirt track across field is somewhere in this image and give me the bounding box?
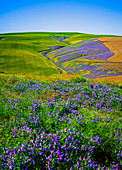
[98,37,122,62]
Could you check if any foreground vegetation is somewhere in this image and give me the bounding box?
[0,74,122,169]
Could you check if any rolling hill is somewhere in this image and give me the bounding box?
[0,32,122,81]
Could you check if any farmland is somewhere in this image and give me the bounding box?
[0,32,122,80]
[0,32,73,76]
[0,32,122,169]
[46,36,122,79]
[98,37,122,63]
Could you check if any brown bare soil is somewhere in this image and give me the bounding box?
[98,37,122,62]
[93,75,122,84]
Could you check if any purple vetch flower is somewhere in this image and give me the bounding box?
[88,159,91,163]
[1,122,4,125]
[90,163,93,168]
[83,157,85,161]
[39,152,43,155]
[77,161,80,168]
[10,165,14,169]
[81,145,85,149]
[88,152,90,157]
[85,147,87,151]
[30,140,33,143]
[7,158,10,162]
[28,151,31,155]
[36,134,40,139]
[68,158,70,162]
[89,138,93,142]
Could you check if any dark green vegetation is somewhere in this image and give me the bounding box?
[0,32,120,77]
[0,74,122,169]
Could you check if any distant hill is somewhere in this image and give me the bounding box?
[0,32,121,80]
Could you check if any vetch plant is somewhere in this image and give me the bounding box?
[0,75,121,169]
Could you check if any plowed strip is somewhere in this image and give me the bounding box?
[93,75,122,83]
[98,37,122,62]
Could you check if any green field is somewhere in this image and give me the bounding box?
[0,32,70,75]
[0,32,120,77]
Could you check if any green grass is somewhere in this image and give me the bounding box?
[64,33,122,44]
[0,32,77,76]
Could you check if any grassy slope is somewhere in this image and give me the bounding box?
[65,33,121,44]
[46,33,122,79]
[0,32,121,77]
[0,32,78,76]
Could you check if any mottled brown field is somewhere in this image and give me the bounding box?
[98,37,122,62]
[93,75,122,83]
